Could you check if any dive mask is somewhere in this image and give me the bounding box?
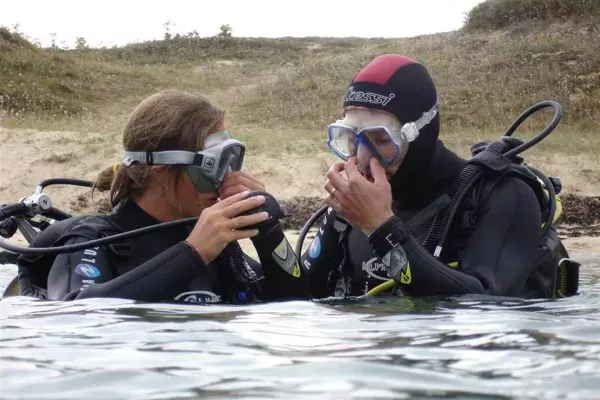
[327,101,439,166]
[123,131,245,193]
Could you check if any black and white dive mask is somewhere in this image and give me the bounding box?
[123,131,246,193]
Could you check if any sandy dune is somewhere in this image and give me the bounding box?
[1,125,598,255]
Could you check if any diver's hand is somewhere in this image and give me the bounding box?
[219,171,265,200]
[325,157,394,236]
[240,191,286,235]
[186,191,269,264]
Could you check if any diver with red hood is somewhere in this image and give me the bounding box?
[301,54,578,299]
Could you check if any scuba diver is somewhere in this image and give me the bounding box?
[12,89,310,303]
[301,54,579,299]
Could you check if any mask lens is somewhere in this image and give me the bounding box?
[361,127,399,165]
[187,141,245,193]
[216,144,244,182]
[327,125,356,160]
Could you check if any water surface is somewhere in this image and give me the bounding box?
[1,254,599,400]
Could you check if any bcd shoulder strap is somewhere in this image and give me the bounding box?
[16,214,130,295]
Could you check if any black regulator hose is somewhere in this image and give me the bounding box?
[0,217,199,255]
[502,100,563,158]
[422,100,563,257]
[0,203,28,221]
[295,205,328,259]
[528,164,557,238]
[421,164,483,256]
[36,178,94,192]
[225,241,265,301]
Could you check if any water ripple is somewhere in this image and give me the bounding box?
[1,253,599,399]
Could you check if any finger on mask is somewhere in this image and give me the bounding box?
[324,181,337,195]
[327,168,349,192]
[345,157,362,180]
[222,175,256,189]
[214,190,250,208]
[329,162,346,174]
[370,158,387,183]
[219,185,248,199]
[242,172,264,185]
[233,171,262,185]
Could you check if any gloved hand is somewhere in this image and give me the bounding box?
[240,191,286,235]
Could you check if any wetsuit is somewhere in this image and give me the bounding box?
[18,199,309,303]
[302,54,563,299]
[302,141,556,299]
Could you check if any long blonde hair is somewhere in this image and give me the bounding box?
[94,90,225,207]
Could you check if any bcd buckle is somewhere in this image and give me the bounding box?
[99,231,134,257]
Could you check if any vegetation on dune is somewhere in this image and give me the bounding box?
[0,27,166,117]
[235,29,600,135]
[1,2,599,155]
[0,27,94,115]
[82,36,356,65]
[465,0,600,30]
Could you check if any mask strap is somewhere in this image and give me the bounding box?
[400,100,440,142]
[122,130,234,167]
[123,150,196,167]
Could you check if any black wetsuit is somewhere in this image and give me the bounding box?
[302,141,555,299]
[18,200,309,303]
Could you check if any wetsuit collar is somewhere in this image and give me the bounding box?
[112,199,193,235]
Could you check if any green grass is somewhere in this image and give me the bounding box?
[1,11,600,160]
[465,0,600,30]
[1,30,92,115]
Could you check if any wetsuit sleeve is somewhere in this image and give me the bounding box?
[300,207,346,298]
[368,178,542,297]
[250,224,310,300]
[47,237,207,302]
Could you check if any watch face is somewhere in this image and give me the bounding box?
[385,246,409,282]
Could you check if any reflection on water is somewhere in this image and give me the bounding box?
[1,254,599,400]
